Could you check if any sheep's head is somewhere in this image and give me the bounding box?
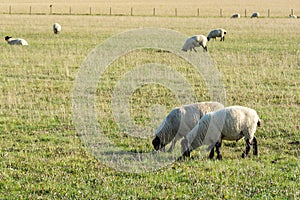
[5,36,11,41]
[152,136,166,151]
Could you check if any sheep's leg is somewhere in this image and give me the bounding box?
[167,137,178,152]
[192,47,197,52]
[215,141,222,160]
[167,142,175,152]
[242,139,251,158]
[208,145,215,159]
[252,137,258,156]
[181,139,191,158]
[182,150,190,158]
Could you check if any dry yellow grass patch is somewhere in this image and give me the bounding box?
[0,0,299,17]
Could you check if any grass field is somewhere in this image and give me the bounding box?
[0,1,300,199]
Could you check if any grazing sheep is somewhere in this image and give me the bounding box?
[231,13,240,18]
[289,14,297,19]
[251,12,260,18]
[182,34,208,52]
[181,106,260,160]
[207,28,227,42]
[5,36,28,45]
[53,23,62,34]
[152,102,224,152]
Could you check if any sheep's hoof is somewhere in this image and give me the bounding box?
[176,156,184,161]
[182,151,190,158]
[242,152,246,158]
[253,149,258,156]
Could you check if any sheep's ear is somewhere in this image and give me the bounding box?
[257,120,261,127]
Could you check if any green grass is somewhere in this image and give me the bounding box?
[0,14,299,199]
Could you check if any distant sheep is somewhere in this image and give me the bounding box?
[53,23,62,34]
[207,28,227,41]
[289,14,297,19]
[231,13,240,18]
[5,36,28,45]
[182,34,208,52]
[181,106,260,160]
[251,12,260,18]
[152,102,224,152]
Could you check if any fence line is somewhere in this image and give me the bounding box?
[0,5,297,18]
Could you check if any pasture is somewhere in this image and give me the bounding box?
[0,0,299,199]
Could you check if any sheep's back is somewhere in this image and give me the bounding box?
[196,102,224,117]
[8,38,28,45]
[214,106,259,141]
[180,102,223,134]
[207,30,221,38]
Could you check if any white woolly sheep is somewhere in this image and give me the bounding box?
[251,12,260,18]
[5,36,28,45]
[231,13,240,18]
[207,28,227,42]
[182,35,208,52]
[181,106,260,160]
[152,102,224,152]
[289,14,297,19]
[53,23,62,34]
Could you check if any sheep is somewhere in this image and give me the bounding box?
[152,102,224,152]
[4,36,28,45]
[289,14,297,19]
[251,12,260,18]
[231,13,240,18]
[182,34,208,52]
[181,106,260,160]
[53,23,62,34]
[207,28,227,42]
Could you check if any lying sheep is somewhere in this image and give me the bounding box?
[5,36,28,45]
[231,13,240,18]
[182,35,208,52]
[53,23,62,34]
[152,102,224,152]
[289,14,297,19]
[251,12,260,18]
[207,28,227,41]
[181,106,260,160]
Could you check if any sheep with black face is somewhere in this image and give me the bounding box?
[182,34,208,52]
[5,36,28,45]
[53,23,62,34]
[152,102,224,152]
[181,106,261,160]
[207,28,227,42]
